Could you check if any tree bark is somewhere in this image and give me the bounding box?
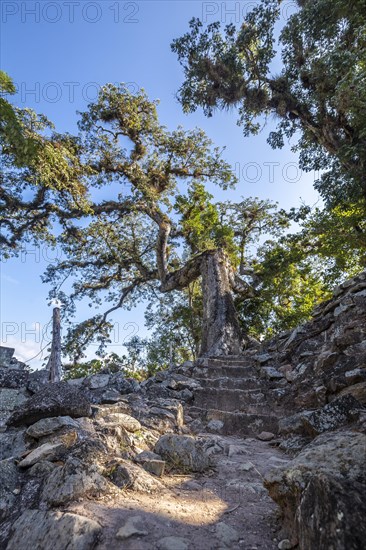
[46,307,62,382]
[200,249,243,356]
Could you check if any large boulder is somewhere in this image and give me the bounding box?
[7,382,92,427]
[155,434,211,472]
[41,456,109,506]
[6,510,101,550]
[264,431,366,549]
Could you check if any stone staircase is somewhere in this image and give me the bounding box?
[187,355,286,437]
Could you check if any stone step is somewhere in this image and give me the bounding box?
[196,377,264,390]
[189,406,280,436]
[193,365,258,379]
[193,387,285,414]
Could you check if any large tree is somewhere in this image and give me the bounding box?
[171,0,366,208]
[42,84,256,358]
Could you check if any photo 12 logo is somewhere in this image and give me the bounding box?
[1,320,140,347]
[1,2,140,24]
[13,80,140,105]
[201,1,298,23]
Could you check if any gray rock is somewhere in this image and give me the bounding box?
[278,540,293,550]
[27,369,49,394]
[109,459,164,493]
[0,460,20,519]
[302,394,362,436]
[111,373,137,394]
[0,367,28,389]
[18,441,65,468]
[66,377,85,386]
[257,431,275,441]
[0,388,28,426]
[0,429,27,460]
[278,411,313,436]
[116,515,148,539]
[256,353,272,364]
[158,536,190,550]
[6,510,101,550]
[141,459,166,477]
[0,346,15,367]
[100,388,124,403]
[0,389,25,409]
[42,457,109,505]
[155,434,211,472]
[101,412,141,432]
[215,522,240,547]
[207,419,224,432]
[261,367,283,380]
[26,416,79,438]
[265,431,366,549]
[339,381,366,405]
[28,460,57,477]
[7,382,92,427]
[86,373,110,389]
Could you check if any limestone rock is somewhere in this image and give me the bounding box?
[135,450,166,476]
[101,412,141,432]
[85,373,110,389]
[7,382,92,427]
[108,459,164,493]
[18,441,65,468]
[28,460,57,477]
[116,515,148,539]
[6,510,101,550]
[27,369,49,394]
[265,431,366,549]
[0,429,27,460]
[257,431,275,441]
[0,388,29,426]
[26,416,79,438]
[0,460,20,519]
[0,367,28,389]
[261,366,283,380]
[42,457,109,505]
[155,434,211,472]
[301,395,362,436]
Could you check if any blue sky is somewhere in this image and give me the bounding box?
[1,1,320,368]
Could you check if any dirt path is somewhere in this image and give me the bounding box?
[67,434,289,549]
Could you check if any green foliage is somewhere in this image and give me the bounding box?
[175,182,235,255]
[0,72,90,253]
[172,0,366,208]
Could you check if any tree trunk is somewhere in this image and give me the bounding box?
[200,249,243,356]
[46,307,62,382]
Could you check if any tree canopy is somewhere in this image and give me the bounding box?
[172,0,366,208]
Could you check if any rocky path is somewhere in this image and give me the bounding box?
[67,434,289,550]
